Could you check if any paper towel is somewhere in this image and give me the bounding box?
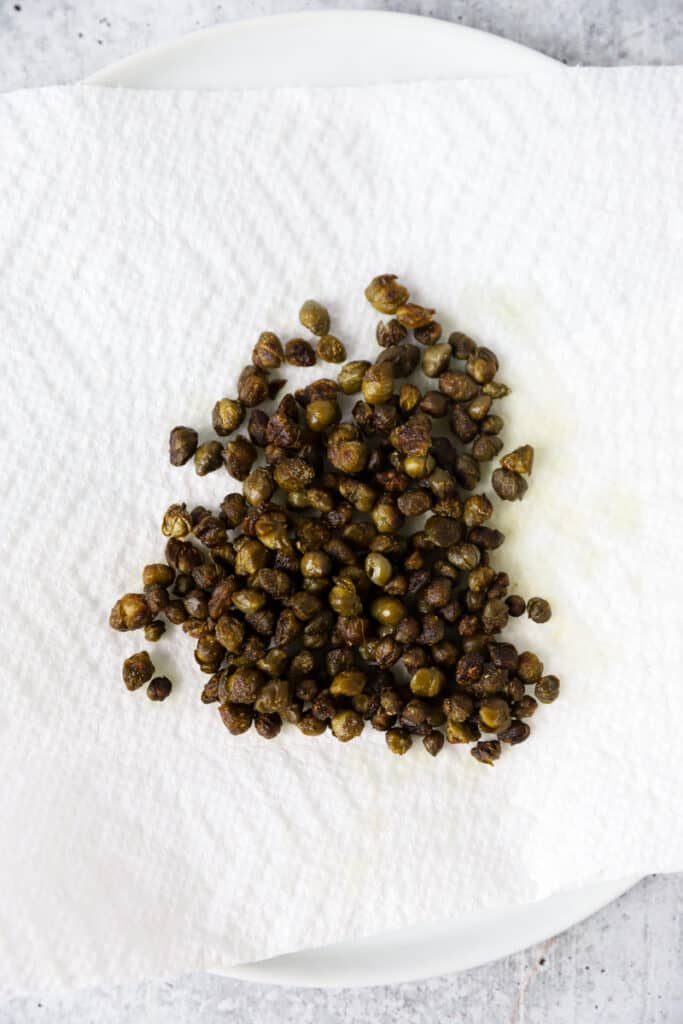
[0,68,682,991]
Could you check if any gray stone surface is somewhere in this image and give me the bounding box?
[1,2,682,1020]
[1,0,683,90]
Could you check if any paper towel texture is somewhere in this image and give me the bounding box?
[0,68,682,990]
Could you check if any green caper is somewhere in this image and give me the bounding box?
[218,702,252,734]
[395,303,435,329]
[194,441,224,476]
[316,335,346,363]
[535,675,560,703]
[252,331,284,370]
[403,454,435,479]
[513,695,538,718]
[478,698,512,733]
[517,651,544,684]
[463,494,493,528]
[364,552,393,586]
[242,467,274,507]
[492,468,528,501]
[467,393,492,421]
[328,578,362,616]
[370,596,406,626]
[421,342,451,378]
[423,731,445,756]
[299,299,330,336]
[446,720,480,744]
[231,588,266,613]
[212,398,244,436]
[365,274,409,314]
[481,414,504,435]
[498,720,531,744]
[338,360,371,394]
[300,550,332,578]
[399,383,422,413]
[466,347,498,384]
[410,667,445,698]
[501,445,534,475]
[448,331,476,359]
[472,435,504,462]
[161,503,192,538]
[306,398,341,432]
[169,426,198,466]
[362,361,394,405]
[471,740,501,765]
[297,713,327,736]
[331,709,364,742]
[371,497,404,534]
[330,670,367,696]
[122,651,154,691]
[327,439,368,474]
[386,727,413,755]
[527,597,552,623]
[414,320,443,346]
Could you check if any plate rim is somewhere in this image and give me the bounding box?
[85,8,559,88]
[85,12,632,989]
[224,876,640,988]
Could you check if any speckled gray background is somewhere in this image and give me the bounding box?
[1,2,682,1021]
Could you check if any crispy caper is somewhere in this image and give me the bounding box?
[299,299,330,336]
[370,596,406,626]
[421,342,451,377]
[492,468,528,501]
[306,398,341,432]
[517,651,544,685]
[242,467,274,507]
[147,676,173,702]
[386,727,412,754]
[316,335,346,363]
[365,274,409,313]
[194,441,223,476]
[479,698,512,733]
[466,347,498,384]
[371,497,404,534]
[448,331,477,359]
[527,597,552,623]
[169,426,198,466]
[330,670,367,696]
[364,552,393,586]
[470,740,501,765]
[410,667,445,698]
[297,550,330,579]
[535,675,560,703]
[285,338,316,367]
[331,709,364,742]
[212,398,244,436]
[338,360,371,394]
[252,331,284,370]
[328,578,362,616]
[122,651,154,691]
[362,361,394,405]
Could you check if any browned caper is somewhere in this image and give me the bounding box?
[331,709,364,742]
[410,667,445,698]
[212,398,244,436]
[306,398,341,432]
[316,335,346,363]
[299,299,330,336]
[386,727,413,754]
[365,274,409,314]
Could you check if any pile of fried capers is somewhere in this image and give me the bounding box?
[110,276,558,763]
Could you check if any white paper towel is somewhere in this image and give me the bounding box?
[1,67,682,991]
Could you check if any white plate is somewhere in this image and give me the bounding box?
[86,11,636,987]
[86,9,558,89]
